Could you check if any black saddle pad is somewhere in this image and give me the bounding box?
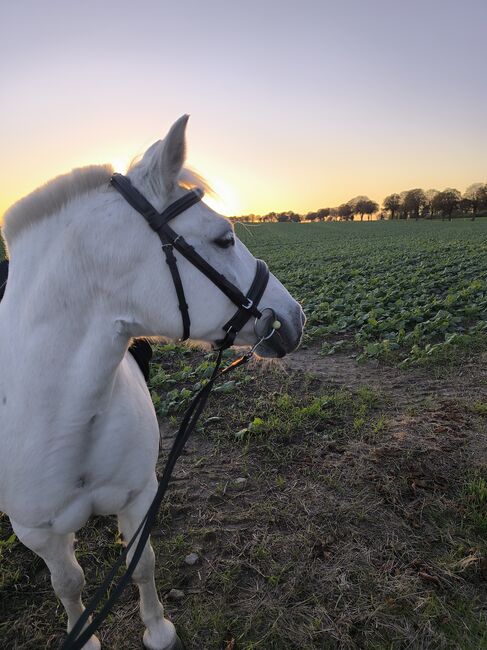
[0,260,152,382]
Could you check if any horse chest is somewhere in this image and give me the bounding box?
[1,434,154,532]
[0,365,160,529]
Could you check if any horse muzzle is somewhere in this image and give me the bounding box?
[254,305,305,358]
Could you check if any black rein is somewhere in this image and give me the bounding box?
[61,175,276,649]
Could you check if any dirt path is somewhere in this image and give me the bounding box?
[149,346,487,649]
[283,344,487,404]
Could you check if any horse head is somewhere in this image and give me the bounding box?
[106,115,305,357]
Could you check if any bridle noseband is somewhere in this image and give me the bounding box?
[110,173,278,349]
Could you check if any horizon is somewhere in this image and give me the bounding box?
[1,0,486,219]
[230,181,485,219]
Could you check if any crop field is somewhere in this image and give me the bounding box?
[238,219,487,365]
[1,220,487,649]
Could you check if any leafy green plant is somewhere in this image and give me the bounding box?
[239,220,487,364]
[149,345,251,417]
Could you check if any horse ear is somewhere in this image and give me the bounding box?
[160,114,189,194]
[128,115,189,199]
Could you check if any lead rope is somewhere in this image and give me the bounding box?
[61,343,260,650]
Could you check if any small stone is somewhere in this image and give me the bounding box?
[167,588,185,601]
[184,552,199,566]
[235,477,247,487]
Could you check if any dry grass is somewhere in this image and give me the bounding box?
[1,347,487,649]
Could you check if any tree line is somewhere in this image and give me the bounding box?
[230,182,487,223]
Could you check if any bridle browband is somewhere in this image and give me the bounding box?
[61,175,282,650]
[110,173,274,348]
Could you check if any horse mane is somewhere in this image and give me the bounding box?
[2,165,114,244]
[177,168,213,195]
[2,163,213,246]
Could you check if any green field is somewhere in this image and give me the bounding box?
[238,219,487,364]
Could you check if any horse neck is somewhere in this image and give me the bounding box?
[2,216,132,415]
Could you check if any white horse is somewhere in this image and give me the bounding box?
[0,116,304,649]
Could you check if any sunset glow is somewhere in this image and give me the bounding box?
[1,1,486,221]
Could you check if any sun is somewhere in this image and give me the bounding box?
[108,158,241,216]
[201,176,241,217]
[111,156,131,174]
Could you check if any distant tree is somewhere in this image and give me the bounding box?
[382,193,402,220]
[230,181,486,226]
[363,199,379,220]
[402,188,427,221]
[240,213,259,223]
[349,196,379,220]
[398,191,409,219]
[348,195,369,221]
[479,185,487,214]
[337,203,353,221]
[463,183,487,221]
[316,207,330,221]
[424,189,439,219]
[432,188,461,221]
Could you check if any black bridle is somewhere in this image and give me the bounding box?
[61,175,281,649]
[110,173,276,348]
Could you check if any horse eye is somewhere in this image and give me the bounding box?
[214,234,235,249]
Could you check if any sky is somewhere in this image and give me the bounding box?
[1,0,486,217]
